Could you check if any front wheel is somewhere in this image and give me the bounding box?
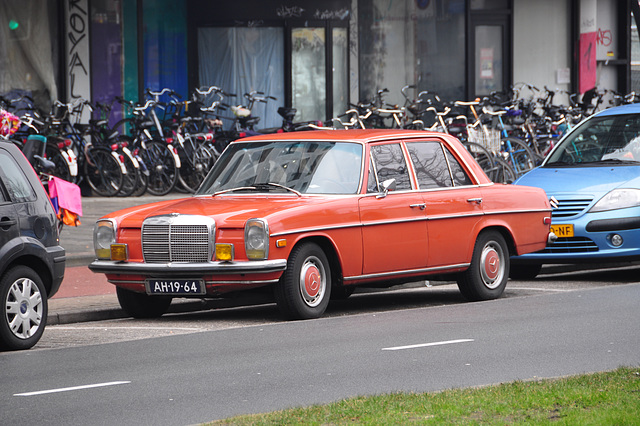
[116,287,172,318]
[275,242,331,320]
[457,230,509,301]
[0,266,48,351]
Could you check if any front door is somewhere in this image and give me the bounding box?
[359,143,428,276]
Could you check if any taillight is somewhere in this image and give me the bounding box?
[110,143,118,151]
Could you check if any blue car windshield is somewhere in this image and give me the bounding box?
[196,141,363,195]
[545,114,640,166]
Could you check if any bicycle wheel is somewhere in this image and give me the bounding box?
[492,156,517,184]
[140,139,178,196]
[116,148,140,197]
[131,154,149,197]
[463,141,497,180]
[177,143,217,193]
[84,146,124,196]
[45,142,76,183]
[501,137,538,177]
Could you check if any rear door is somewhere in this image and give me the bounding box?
[0,147,24,252]
[405,139,484,267]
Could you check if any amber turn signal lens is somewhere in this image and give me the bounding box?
[215,243,234,262]
[110,243,128,261]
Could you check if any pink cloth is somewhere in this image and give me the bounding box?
[49,177,83,216]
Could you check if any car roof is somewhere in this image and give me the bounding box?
[594,103,640,117]
[237,129,452,144]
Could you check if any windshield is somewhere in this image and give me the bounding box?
[196,141,363,195]
[545,114,640,166]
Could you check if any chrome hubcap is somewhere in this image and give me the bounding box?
[299,256,326,307]
[480,242,504,289]
[5,278,43,339]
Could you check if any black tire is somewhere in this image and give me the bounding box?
[45,142,76,183]
[178,144,216,193]
[492,156,517,184]
[457,230,509,301]
[116,287,172,318]
[501,137,538,177]
[140,140,178,196]
[116,149,140,197]
[463,141,496,180]
[509,263,542,280]
[84,146,124,196]
[275,242,331,320]
[0,266,48,351]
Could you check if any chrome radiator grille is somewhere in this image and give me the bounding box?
[142,215,215,263]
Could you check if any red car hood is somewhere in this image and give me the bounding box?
[104,195,343,230]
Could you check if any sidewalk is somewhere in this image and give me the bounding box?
[49,192,195,325]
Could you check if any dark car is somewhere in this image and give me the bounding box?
[0,140,65,350]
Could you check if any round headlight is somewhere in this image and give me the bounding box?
[94,219,116,259]
[245,219,269,260]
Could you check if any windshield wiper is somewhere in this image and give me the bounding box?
[212,182,301,197]
[590,158,640,164]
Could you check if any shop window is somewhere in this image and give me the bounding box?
[0,0,59,110]
[198,27,285,129]
[292,28,326,122]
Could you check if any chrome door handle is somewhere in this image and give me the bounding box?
[410,203,426,210]
[467,198,482,204]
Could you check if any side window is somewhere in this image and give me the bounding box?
[369,143,412,191]
[406,141,452,188]
[0,149,36,202]
[445,150,472,186]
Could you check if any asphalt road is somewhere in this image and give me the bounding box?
[2,281,639,425]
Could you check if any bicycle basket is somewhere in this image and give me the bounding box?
[467,127,501,153]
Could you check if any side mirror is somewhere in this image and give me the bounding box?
[377,178,396,198]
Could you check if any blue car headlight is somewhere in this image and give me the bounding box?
[590,189,640,213]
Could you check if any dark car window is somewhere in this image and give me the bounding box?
[0,149,36,202]
[369,143,412,191]
[406,141,451,189]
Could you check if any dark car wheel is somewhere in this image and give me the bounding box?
[509,263,542,280]
[0,266,48,351]
[275,242,331,320]
[116,287,172,318]
[457,230,509,301]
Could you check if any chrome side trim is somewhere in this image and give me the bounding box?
[107,278,282,286]
[343,263,470,282]
[89,259,287,275]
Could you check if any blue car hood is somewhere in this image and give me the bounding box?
[515,166,640,198]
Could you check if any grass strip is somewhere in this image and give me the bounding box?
[206,366,640,425]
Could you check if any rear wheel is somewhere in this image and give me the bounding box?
[0,266,48,351]
[84,146,124,196]
[457,230,509,301]
[140,140,178,196]
[275,242,331,320]
[116,287,172,318]
[45,142,76,183]
[178,143,216,193]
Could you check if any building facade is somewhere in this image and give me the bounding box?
[1,0,637,128]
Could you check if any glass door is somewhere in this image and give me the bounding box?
[469,14,510,97]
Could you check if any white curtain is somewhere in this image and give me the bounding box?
[0,0,58,108]
[198,27,284,129]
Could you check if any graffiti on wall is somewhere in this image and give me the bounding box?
[65,0,91,111]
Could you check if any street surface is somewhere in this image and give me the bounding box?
[1,266,639,424]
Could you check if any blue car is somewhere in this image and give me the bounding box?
[512,103,640,279]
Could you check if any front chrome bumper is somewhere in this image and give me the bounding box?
[89,259,288,275]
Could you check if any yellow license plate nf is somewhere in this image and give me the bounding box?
[551,224,574,238]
